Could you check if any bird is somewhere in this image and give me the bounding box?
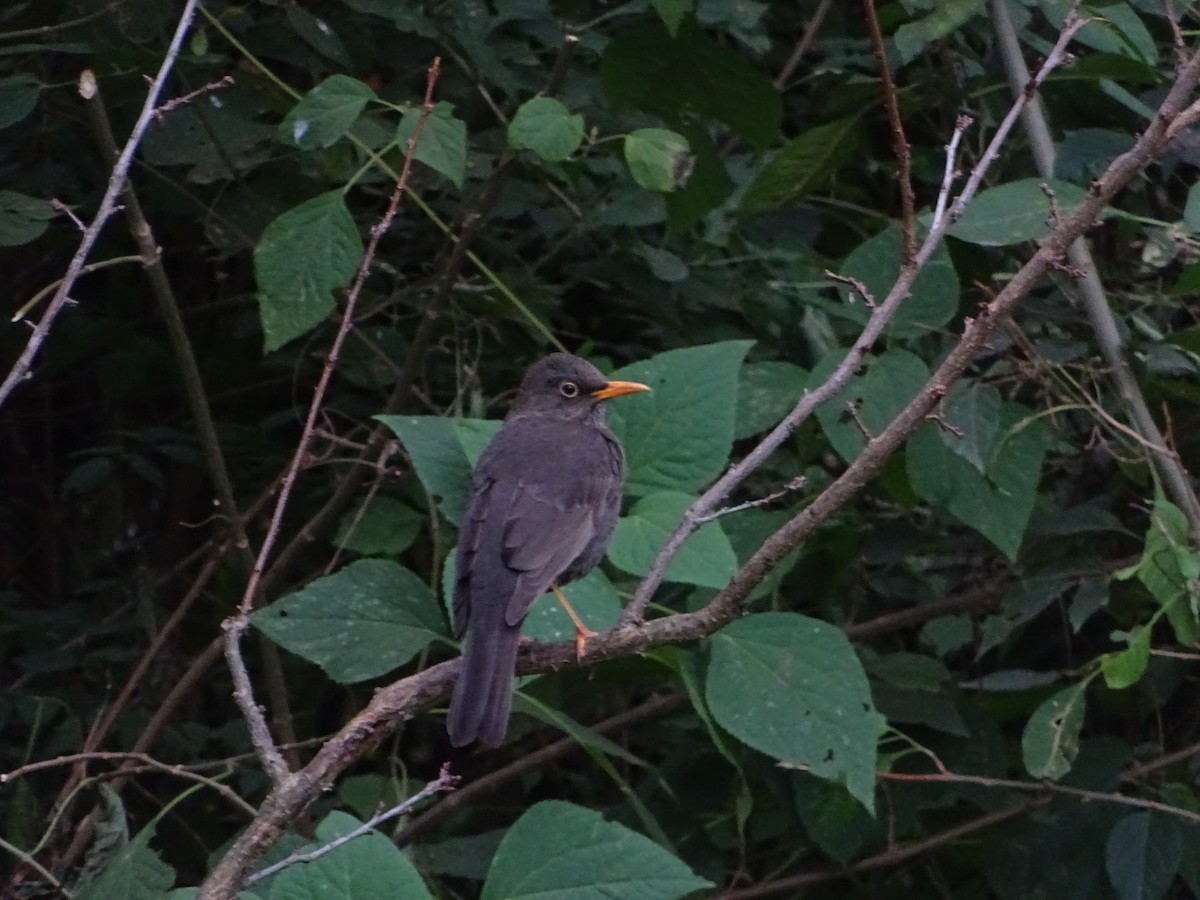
[447,353,650,747]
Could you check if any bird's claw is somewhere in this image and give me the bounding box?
[574,625,598,661]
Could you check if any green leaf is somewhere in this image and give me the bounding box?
[606,341,753,495]
[938,381,1002,473]
[334,495,424,556]
[396,101,467,188]
[285,6,351,66]
[269,811,432,900]
[650,0,693,35]
[1114,497,1200,647]
[813,349,929,463]
[735,360,808,439]
[481,800,711,900]
[279,74,375,150]
[252,559,447,683]
[950,178,1104,246]
[0,73,41,130]
[792,774,875,864]
[836,224,960,332]
[376,416,501,525]
[740,117,860,216]
[507,96,583,162]
[1101,625,1151,690]
[893,0,986,64]
[1041,0,1157,65]
[75,786,182,900]
[0,189,56,246]
[1184,182,1200,233]
[254,191,364,352]
[601,22,781,151]
[1105,813,1182,900]
[1021,682,1087,780]
[624,128,691,192]
[607,491,737,588]
[707,612,887,812]
[906,405,1051,560]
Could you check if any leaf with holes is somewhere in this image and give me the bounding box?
[707,612,886,812]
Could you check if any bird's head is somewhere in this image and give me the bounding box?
[513,353,650,420]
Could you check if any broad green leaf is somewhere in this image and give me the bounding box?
[507,96,583,162]
[254,191,364,352]
[950,178,1104,246]
[252,559,447,683]
[607,341,753,495]
[938,381,1002,473]
[75,786,184,900]
[270,811,432,900]
[396,101,467,188]
[334,495,424,556]
[707,612,887,812]
[1021,682,1087,779]
[607,491,737,588]
[1184,182,1200,233]
[376,416,501,524]
[740,117,860,216]
[624,128,691,192]
[836,224,959,332]
[0,73,40,130]
[601,22,781,151]
[482,800,711,900]
[736,360,808,439]
[1041,0,1157,64]
[1105,813,1182,900]
[1100,625,1151,690]
[639,244,688,282]
[650,0,693,35]
[285,6,350,66]
[0,189,56,246]
[813,349,929,463]
[894,0,986,64]
[792,774,875,864]
[279,74,375,150]
[1114,497,1200,645]
[907,406,1051,560]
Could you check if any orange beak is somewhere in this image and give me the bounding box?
[591,379,651,400]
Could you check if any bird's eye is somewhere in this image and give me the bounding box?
[559,381,579,398]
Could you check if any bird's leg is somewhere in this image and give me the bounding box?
[551,584,597,660]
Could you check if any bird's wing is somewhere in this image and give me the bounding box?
[500,474,607,627]
[452,472,498,640]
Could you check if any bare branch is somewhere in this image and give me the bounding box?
[0,0,203,408]
[244,764,458,885]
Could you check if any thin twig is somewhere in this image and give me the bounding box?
[862,0,915,262]
[775,0,834,89]
[0,0,203,408]
[151,74,234,121]
[695,477,808,524]
[244,763,459,885]
[930,114,972,232]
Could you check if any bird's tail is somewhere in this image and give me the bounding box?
[447,624,520,747]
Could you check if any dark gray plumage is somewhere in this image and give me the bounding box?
[447,353,649,747]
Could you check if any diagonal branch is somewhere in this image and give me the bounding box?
[619,5,1088,628]
[0,0,202,408]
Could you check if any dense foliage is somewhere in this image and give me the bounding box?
[2,0,1200,897]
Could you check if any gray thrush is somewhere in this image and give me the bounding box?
[447,353,650,746]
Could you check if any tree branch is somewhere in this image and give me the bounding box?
[0,0,202,408]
